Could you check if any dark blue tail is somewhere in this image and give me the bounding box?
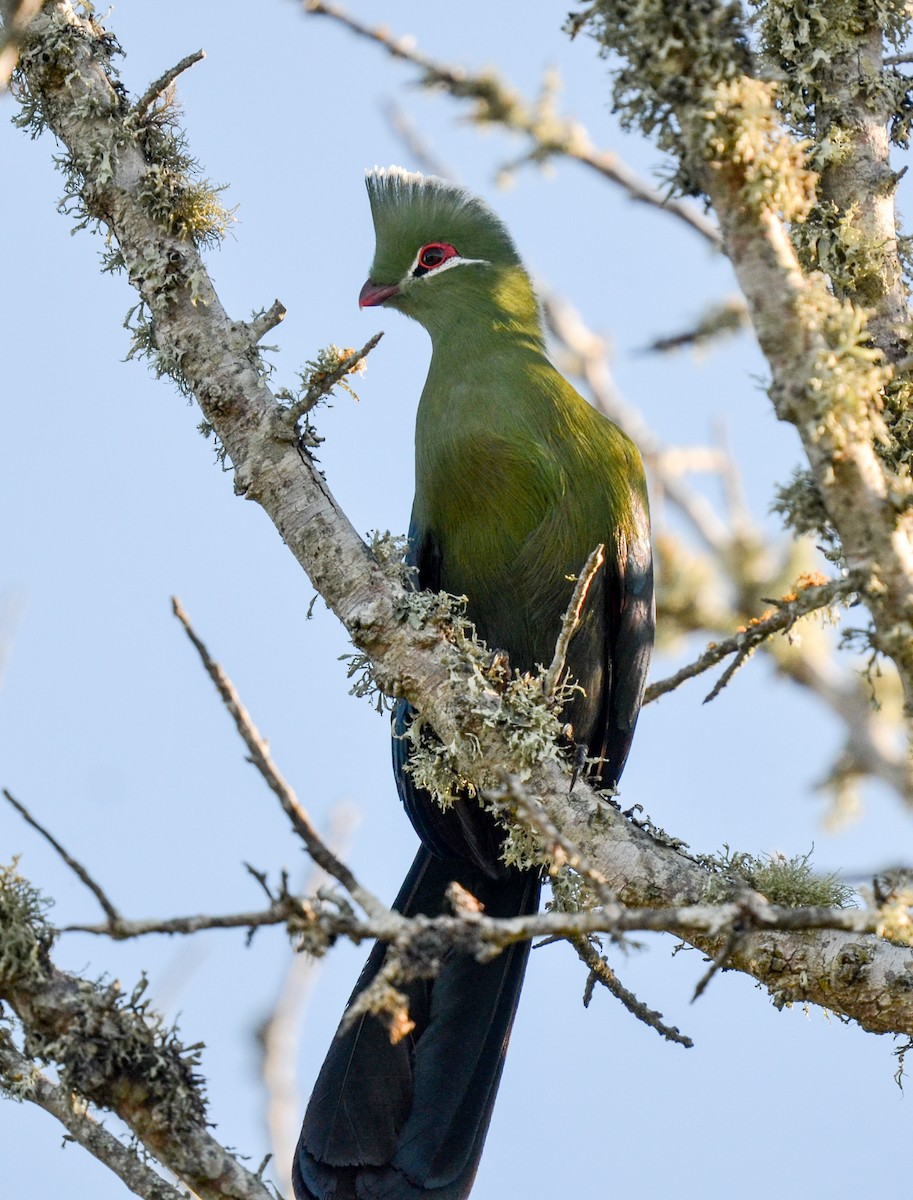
[294,846,540,1200]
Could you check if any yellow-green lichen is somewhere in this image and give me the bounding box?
[705,845,855,909]
[700,76,816,222]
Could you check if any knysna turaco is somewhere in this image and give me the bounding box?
[294,168,654,1200]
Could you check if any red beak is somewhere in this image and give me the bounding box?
[359,279,400,308]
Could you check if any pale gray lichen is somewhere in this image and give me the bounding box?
[32,972,208,1133]
[405,643,579,874]
[571,0,753,194]
[123,298,194,398]
[0,861,54,988]
[546,866,603,914]
[1,859,207,1131]
[751,0,912,143]
[772,466,842,561]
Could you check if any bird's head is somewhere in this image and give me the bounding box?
[359,167,538,341]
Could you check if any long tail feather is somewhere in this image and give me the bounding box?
[294,847,540,1200]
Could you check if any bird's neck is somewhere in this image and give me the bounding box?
[421,264,545,356]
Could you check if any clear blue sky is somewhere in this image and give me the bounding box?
[1,3,910,1198]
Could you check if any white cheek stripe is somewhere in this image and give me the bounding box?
[403,249,491,282]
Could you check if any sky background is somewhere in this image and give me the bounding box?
[1,3,911,1198]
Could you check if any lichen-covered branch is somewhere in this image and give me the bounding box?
[0,1035,185,1200]
[0,865,273,1200]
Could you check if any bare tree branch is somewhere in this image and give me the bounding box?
[574,934,694,1047]
[645,577,859,704]
[133,48,205,117]
[302,0,722,247]
[172,597,388,921]
[3,789,123,926]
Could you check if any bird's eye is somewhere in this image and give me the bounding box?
[419,246,446,268]
[414,242,458,275]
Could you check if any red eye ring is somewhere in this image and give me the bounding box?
[415,242,459,274]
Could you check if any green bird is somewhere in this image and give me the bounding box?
[294,169,653,1200]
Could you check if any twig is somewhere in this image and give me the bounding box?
[691,923,742,1002]
[643,576,858,705]
[132,49,205,117]
[65,900,301,938]
[171,596,388,921]
[0,1035,185,1200]
[701,640,755,704]
[3,788,122,926]
[248,299,287,343]
[48,891,913,956]
[303,0,721,247]
[287,332,383,423]
[573,934,693,1047]
[641,295,750,355]
[542,544,604,700]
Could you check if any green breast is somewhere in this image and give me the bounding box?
[413,348,645,673]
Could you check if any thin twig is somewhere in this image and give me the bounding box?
[701,641,755,704]
[287,332,383,423]
[65,900,300,938]
[3,788,122,925]
[303,0,721,247]
[132,49,205,117]
[691,923,742,1002]
[171,596,388,921]
[573,934,693,1047]
[641,295,750,354]
[542,544,604,699]
[643,576,858,706]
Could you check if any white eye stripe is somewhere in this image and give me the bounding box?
[404,249,490,280]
